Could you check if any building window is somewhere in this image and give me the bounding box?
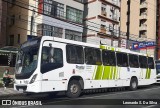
[43,0,52,15]
[9,35,14,46]
[52,1,64,18]
[66,6,83,24]
[37,24,63,38]
[17,34,20,44]
[42,0,64,18]
[74,0,84,3]
[52,26,63,38]
[65,29,82,41]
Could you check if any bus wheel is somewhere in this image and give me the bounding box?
[130,78,138,91]
[66,80,81,98]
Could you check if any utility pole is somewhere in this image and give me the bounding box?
[30,9,35,36]
[126,0,131,49]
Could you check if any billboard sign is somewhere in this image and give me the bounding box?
[132,41,155,50]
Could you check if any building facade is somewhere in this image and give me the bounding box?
[4,0,84,47]
[157,0,160,59]
[6,0,29,47]
[120,0,157,56]
[84,0,121,47]
[0,0,7,48]
[36,0,84,42]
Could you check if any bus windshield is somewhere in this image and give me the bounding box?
[15,46,38,75]
[15,38,41,79]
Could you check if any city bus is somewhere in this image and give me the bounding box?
[14,36,156,98]
[155,60,160,83]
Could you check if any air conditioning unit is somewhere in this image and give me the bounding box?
[113,17,117,21]
[110,6,114,11]
[109,24,113,31]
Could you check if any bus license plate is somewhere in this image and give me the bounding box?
[19,89,23,92]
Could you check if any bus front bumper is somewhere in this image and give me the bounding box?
[14,81,41,93]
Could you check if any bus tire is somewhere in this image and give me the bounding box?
[66,80,81,98]
[130,78,138,91]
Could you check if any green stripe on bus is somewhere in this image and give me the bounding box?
[145,69,148,79]
[100,45,106,49]
[111,48,115,51]
[92,66,97,79]
[95,65,103,80]
[148,69,151,79]
[102,66,110,79]
[109,66,113,79]
[145,68,150,79]
[113,67,117,79]
[115,67,118,79]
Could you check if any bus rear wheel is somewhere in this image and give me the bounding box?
[129,78,138,91]
[66,80,81,98]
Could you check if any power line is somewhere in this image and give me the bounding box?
[2,0,157,41]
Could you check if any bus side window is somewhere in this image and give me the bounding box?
[139,56,147,68]
[66,45,84,64]
[148,57,154,69]
[41,46,63,73]
[129,54,139,68]
[102,50,116,66]
[116,52,128,67]
[85,48,102,65]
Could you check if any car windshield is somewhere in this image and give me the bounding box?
[15,46,39,75]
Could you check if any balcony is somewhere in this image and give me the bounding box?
[140,24,147,31]
[140,13,147,20]
[101,11,107,17]
[100,27,107,34]
[140,2,148,9]
[112,15,118,21]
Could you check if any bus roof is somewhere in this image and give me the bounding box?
[41,36,152,57]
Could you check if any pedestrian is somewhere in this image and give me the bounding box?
[3,69,11,90]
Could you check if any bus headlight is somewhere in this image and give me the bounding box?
[29,74,37,84]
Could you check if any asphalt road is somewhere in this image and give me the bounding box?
[1,84,160,108]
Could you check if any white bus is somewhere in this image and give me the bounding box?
[14,36,156,98]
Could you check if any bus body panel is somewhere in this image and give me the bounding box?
[14,36,156,93]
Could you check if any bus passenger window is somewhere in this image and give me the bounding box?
[139,56,147,68]
[116,52,128,67]
[148,57,154,69]
[102,50,116,66]
[85,48,102,65]
[66,45,84,64]
[41,46,63,73]
[129,54,139,68]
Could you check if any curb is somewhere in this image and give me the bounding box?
[0,93,23,99]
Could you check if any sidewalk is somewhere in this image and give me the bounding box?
[0,87,23,97]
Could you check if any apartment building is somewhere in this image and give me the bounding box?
[84,0,121,47]
[5,0,84,47]
[6,0,29,47]
[0,0,7,48]
[120,0,157,56]
[36,0,84,42]
[157,0,160,59]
